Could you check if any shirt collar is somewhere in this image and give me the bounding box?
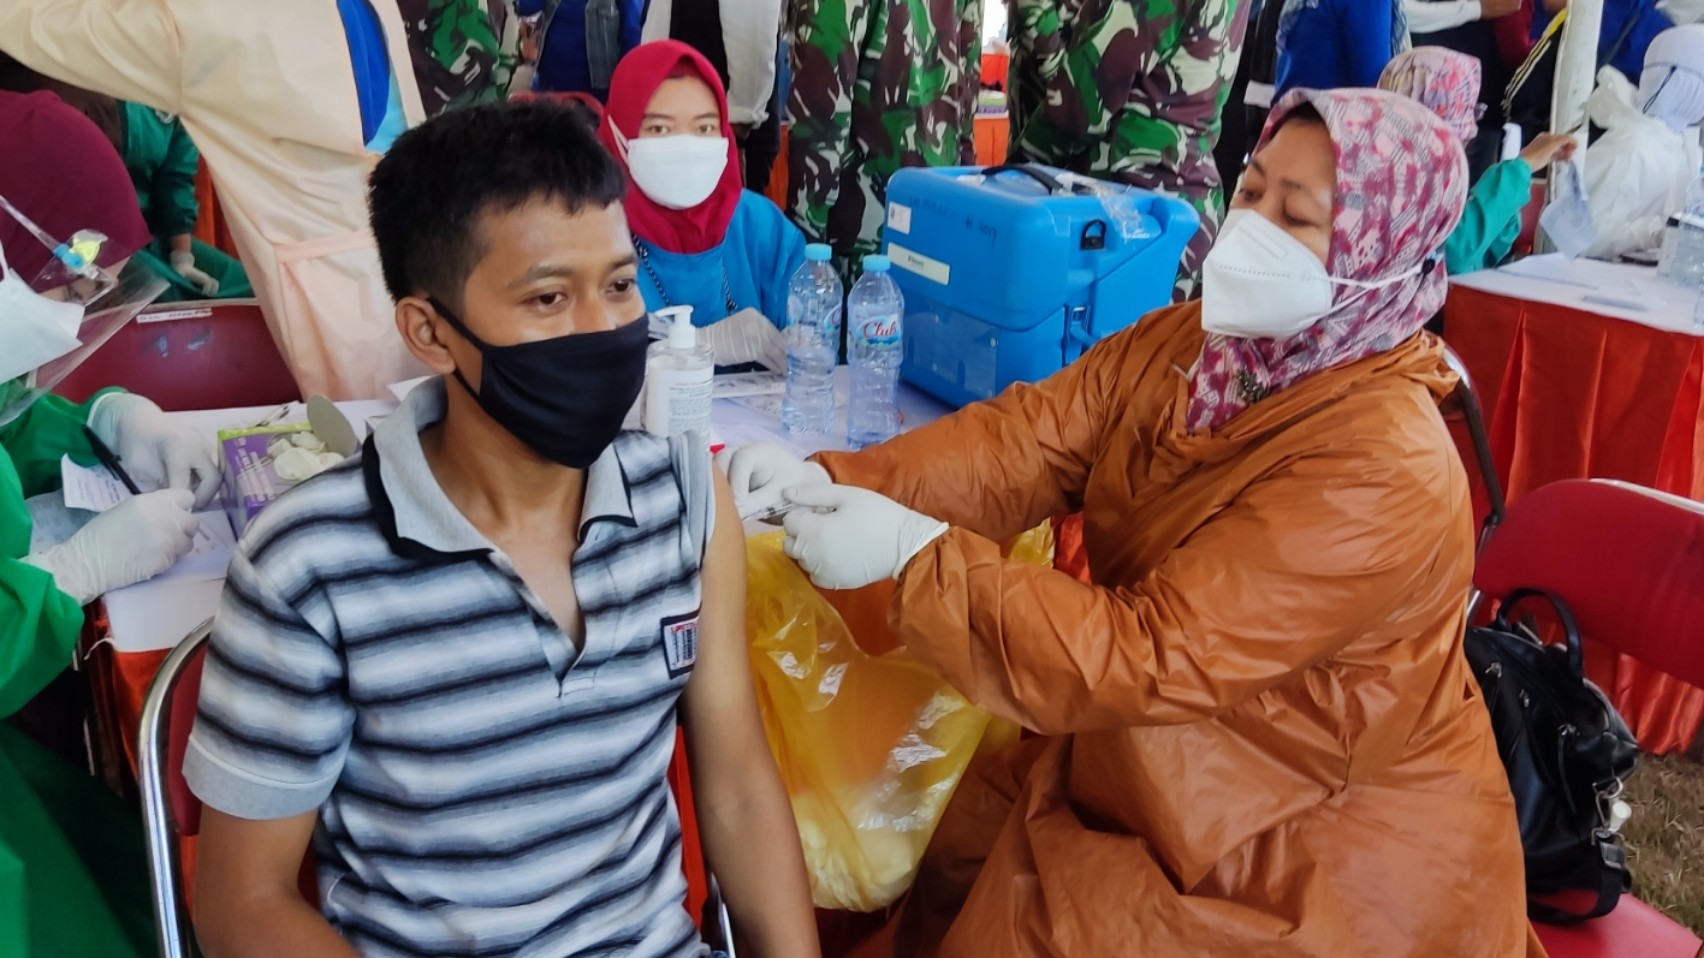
[364,378,634,561]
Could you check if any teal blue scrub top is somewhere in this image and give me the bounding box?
[635,191,808,330]
[1444,158,1534,276]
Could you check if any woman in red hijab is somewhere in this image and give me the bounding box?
[599,40,806,371]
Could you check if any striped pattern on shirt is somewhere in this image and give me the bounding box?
[185,380,712,958]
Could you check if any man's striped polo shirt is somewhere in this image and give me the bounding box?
[185,378,712,958]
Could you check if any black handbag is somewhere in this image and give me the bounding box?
[1463,589,1640,924]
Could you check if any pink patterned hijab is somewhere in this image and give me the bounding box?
[1186,89,1467,433]
[1379,47,1484,143]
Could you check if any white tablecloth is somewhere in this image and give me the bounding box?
[1450,255,1702,336]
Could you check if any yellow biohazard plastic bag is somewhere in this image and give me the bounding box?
[745,526,1048,912]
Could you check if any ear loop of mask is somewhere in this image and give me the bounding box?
[1319,258,1429,315]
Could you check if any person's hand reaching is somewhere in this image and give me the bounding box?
[170,248,220,296]
[704,309,789,372]
[89,392,224,509]
[1481,0,1523,18]
[1519,133,1579,171]
[716,443,829,520]
[780,485,948,591]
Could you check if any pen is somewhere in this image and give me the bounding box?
[82,426,141,495]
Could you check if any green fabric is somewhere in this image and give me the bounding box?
[1443,158,1533,276]
[0,725,156,958]
[0,390,153,958]
[0,390,115,718]
[787,0,982,264]
[1006,0,1250,300]
[122,103,201,241]
[131,238,254,304]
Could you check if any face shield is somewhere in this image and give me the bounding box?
[0,193,166,428]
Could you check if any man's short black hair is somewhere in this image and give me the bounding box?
[368,99,627,308]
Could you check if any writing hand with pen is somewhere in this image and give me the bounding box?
[23,393,224,604]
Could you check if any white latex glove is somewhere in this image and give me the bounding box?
[705,308,789,371]
[780,484,948,591]
[169,249,220,296]
[716,442,829,520]
[89,392,223,510]
[22,489,198,603]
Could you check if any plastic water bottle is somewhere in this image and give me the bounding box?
[846,255,904,449]
[781,244,842,434]
[1670,165,1704,287]
[1693,281,1704,334]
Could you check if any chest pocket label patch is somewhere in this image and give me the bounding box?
[661,610,700,678]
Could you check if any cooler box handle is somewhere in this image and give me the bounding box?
[979,163,1067,194]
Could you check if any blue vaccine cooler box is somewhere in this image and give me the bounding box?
[881,164,1198,408]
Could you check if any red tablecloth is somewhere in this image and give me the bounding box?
[1445,284,1704,754]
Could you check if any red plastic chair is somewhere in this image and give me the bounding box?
[1468,480,1704,958]
[139,625,737,958]
[55,299,300,412]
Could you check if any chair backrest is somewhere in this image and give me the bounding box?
[1473,480,1704,688]
[1440,343,1507,549]
[54,300,300,412]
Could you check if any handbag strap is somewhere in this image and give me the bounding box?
[1528,839,1632,925]
[1493,588,1586,678]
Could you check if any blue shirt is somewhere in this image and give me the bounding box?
[338,0,390,144]
[635,191,807,331]
[1275,0,1405,97]
[520,0,645,98]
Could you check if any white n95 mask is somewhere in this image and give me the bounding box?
[619,132,729,210]
[0,246,85,384]
[1201,210,1418,340]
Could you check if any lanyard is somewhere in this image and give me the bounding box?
[635,241,738,317]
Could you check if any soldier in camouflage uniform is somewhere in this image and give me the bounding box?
[1008,0,1250,299]
[787,0,983,270]
[400,0,521,116]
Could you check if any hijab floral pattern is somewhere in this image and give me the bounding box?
[1379,47,1484,143]
[1187,88,1467,433]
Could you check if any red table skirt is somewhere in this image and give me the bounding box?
[1446,285,1704,754]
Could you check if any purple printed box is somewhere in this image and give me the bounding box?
[218,423,312,536]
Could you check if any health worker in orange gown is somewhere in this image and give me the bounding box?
[722,88,1541,957]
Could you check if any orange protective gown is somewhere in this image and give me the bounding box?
[817,303,1541,958]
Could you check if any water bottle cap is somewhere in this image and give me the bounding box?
[862,255,891,272]
[805,244,832,262]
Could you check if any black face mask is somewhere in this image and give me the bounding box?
[430,298,648,468]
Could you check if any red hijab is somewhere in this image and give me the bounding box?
[597,41,743,255]
[0,90,148,280]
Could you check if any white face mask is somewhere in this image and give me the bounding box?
[1201,210,1419,340]
[0,244,85,384]
[618,131,729,210]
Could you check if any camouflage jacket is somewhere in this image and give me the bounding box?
[400,0,521,117]
[1008,0,1250,298]
[787,0,982,264]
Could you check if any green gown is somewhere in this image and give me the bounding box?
[0,390,156,958]
[119,102,252,304]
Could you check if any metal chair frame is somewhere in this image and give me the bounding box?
[137,620,212,958]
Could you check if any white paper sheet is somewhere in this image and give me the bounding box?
[26,492,92,553]
[60,455,133,512]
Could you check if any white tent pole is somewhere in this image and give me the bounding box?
[1549,0,1605,184]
